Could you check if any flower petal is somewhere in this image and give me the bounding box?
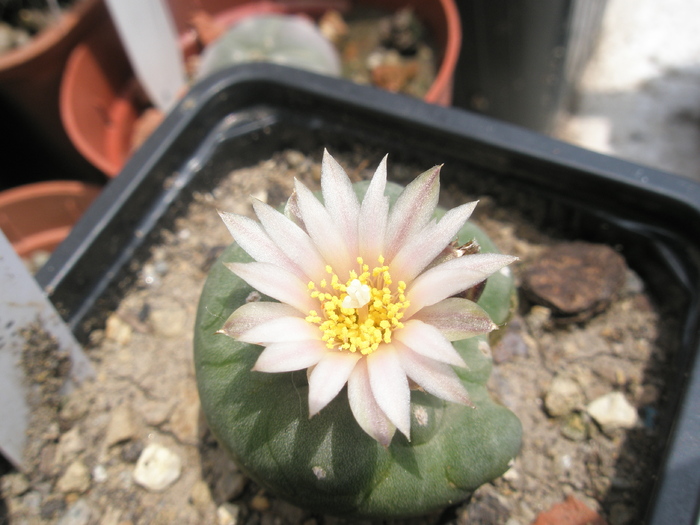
[395,341,471,405]
[347,359,396,446]
[393,319,467,367]
[411,297,497,341]
[294,179,353,277]
[238,316,319,344]
[391,201,477,282]
[253,339,328,372]
[405,253,517,318]
[225,261,316,314]
[367,345,411,439]
[321,150,360,255]
[252,199,327,282]
[308,351,362,416]
[218,211,303,278]
[218,301,301,339]
[358,155,389,262]
[384,165,440,261]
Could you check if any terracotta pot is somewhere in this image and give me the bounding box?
[0,181,101,258]
[59,0,461,177]
[0,0,105,177]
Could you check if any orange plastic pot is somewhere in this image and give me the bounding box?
[0,181,102,258]
[0,0,104,172]
[59,0,461,178]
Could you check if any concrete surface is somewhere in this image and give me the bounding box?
[555,0,700,182]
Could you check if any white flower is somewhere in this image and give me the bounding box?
[218,150,516,446]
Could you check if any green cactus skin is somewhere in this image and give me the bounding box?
[194,180,521,518]
[196,14,341,80]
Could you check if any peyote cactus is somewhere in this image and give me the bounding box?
[194,151,521,518]
[196,14,341,80]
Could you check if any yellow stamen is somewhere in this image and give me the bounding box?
[306,256,410,355]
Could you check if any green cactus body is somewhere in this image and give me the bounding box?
[194,180,521,518]
[196,14,341,80]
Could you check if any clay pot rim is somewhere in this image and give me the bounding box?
[0,180,102,257]
[0,0,99,72]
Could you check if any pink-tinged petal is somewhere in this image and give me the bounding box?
[405,253,517,318]
[384,165,440,261]
[358,155,389,262]
[411,297,497,341]
[367,345,411,439]
[294,179,353,276]
[218,302,300,339]
[225,261,316,314]
[253,339,327,372]
[391,201,477,282]
[308,351,362,416]
[347,359,396,446]
[393,319,467,367]
[218,211,303,278]
[252,199,327,282]
[238,316,319,344]
[321,150,360,254]
[395,341,471,405]
[283,190,305,229]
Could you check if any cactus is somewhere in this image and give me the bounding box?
[196,14,341,80]
[194,152,521,518]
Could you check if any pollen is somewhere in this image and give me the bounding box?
[304,256,410,355]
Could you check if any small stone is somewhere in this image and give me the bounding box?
[526,305,552,335]
[250,492,271,511]
[40,495,66,520]
[492,328,530,364]
[104,403,138,447]
[560,412,590,441]
[1,472,30,496]
[167,382,201,445]
[56,460,91,494]
[533,495,607,525]
[133,443,182,492]
[105,314,132,345]
[190,480,214,512]
[92,465,108,483]
[213,470,247,502]
[56,498,93,525]
[587,392,639,431]
[544,377,584,417]
[138,399,174,426]
[60,394,89,425]
[38,443,58,477]
[523,241,627,322]
[218,503,240,525]
[56,426,85,465]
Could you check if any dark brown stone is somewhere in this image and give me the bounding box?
[522,242,627,322]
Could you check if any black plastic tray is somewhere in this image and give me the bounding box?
[37,64,700,525]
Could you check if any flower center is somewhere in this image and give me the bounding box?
[305,256,410,355]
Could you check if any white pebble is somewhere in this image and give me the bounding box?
[586,392,638,430]
[133,443,182,491]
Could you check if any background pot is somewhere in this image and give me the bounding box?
[59,0,460,178]
[0,0,104,183]
[0,180,101,260]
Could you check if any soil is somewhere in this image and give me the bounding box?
[0,150,676,525]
